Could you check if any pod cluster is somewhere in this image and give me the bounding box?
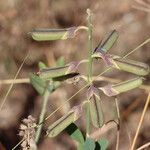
[30,27,149,139]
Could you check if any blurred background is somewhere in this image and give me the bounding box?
[0,0,150,149]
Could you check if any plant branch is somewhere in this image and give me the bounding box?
[35,88,50,143]
[87,9,93,83]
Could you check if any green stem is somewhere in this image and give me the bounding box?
[35,89,50,143]
[87,9,93,82]
[86,8,93,138]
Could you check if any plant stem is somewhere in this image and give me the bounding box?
[35,89,50,143]
[87,9,93,83]
[86,8,93,137]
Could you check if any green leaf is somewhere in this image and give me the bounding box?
[97,139,108,150]
[77,144,84,150]
[65,123,85,144]
[38,61,47,69]
[83,138,95,150]
[56,57,65,67]
[29,73,46,95]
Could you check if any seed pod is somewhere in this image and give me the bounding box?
[47,105,82,137]
[94,30,118,53]
[30,27,79,41]
[38,63,78,81]
[111,57,150,76]
[100,77,144,97]
[87,86,104,128]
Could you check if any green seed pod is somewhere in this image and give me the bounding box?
[47,105,82,137]
[87,86,104,128]
[30,27,79,41]
[112,57,150,76]
[38,62,79,81]
[94,30,118,53]
[100,77,144,97]
[38,65,70,79]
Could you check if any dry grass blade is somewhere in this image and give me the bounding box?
[0,78,30,85]
[11,138,25,150]
[136,142,150,150]
[130,92,150,150]
[123,38,150,58]
[0,51,29,112]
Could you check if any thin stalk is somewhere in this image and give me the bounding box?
[137,142,150,150]
[130,92,150,150]
[0,78,30,85]
[115,97,120,150]
[123,38,150,58]
[11,138,25,150]
[87,9,93,82]
[0,52,29,112]
[35,89,50,143]
[86,8,93,137]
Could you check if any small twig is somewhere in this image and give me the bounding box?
[136,142,150,150]
[11,138,25,150]
[0,78,30,85]
[130,92,150,150]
